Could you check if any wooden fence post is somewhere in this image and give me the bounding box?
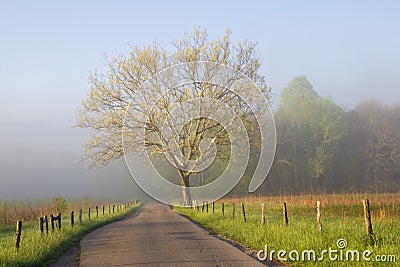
[201,201,205,213]
[50,214,55,231]
[232,203,235,220]
[206,202,209,213]
[212,202,215,213]
[102,205,105,215]
[96,206,98,218]
[363,199,373,237]
[283,202,288,226]
[79,209,82,224]
[113,205,115,213]
[317,201,322,233]
[109,205,111,214]
[241,203,246,223]
[15,220,22,251]
[222,202,225,216]
[261,203,266,225]
[58,213,62,230]
[71,211,74,226]
[39,217,44,234]
[45,215,48,234]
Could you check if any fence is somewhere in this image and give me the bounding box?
[14,201,138,251]
[190,198,375,242]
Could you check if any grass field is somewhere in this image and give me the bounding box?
[175,194,400,266]
[0,203,141,267]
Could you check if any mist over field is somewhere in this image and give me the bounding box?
[0,123,143,200]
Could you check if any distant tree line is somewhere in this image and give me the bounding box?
[251,76,400,195]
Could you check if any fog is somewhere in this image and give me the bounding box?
[0,122,145,200]
[0,1,399,200]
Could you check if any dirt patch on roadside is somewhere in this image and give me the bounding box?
[49,245,80,267]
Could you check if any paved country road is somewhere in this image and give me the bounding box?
[75,201,278,266]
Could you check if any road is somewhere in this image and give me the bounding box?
[78,201,276,267]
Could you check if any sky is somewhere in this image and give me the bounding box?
[0,1,399,200]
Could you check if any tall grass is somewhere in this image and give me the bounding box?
[0,203,141,267]
[176,194,399,266]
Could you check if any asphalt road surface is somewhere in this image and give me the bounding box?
[78,201,276,267]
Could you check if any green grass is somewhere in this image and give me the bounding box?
[0,203,142,267]
[175,195,399,266]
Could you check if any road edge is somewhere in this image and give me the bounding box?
[49,203,145,267]
[172,207,286,267]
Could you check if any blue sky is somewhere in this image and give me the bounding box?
[0,1,399,199]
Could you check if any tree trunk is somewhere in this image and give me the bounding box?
[373,166,378,194]
[180,172,192,206]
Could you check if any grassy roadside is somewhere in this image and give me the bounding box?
[0,203,142,267]
[175,194,399,266]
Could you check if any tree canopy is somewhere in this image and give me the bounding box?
[77,28,274,204]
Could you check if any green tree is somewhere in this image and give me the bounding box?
[273,76,345,193]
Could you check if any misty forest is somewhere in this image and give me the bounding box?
[234,75,400,196]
